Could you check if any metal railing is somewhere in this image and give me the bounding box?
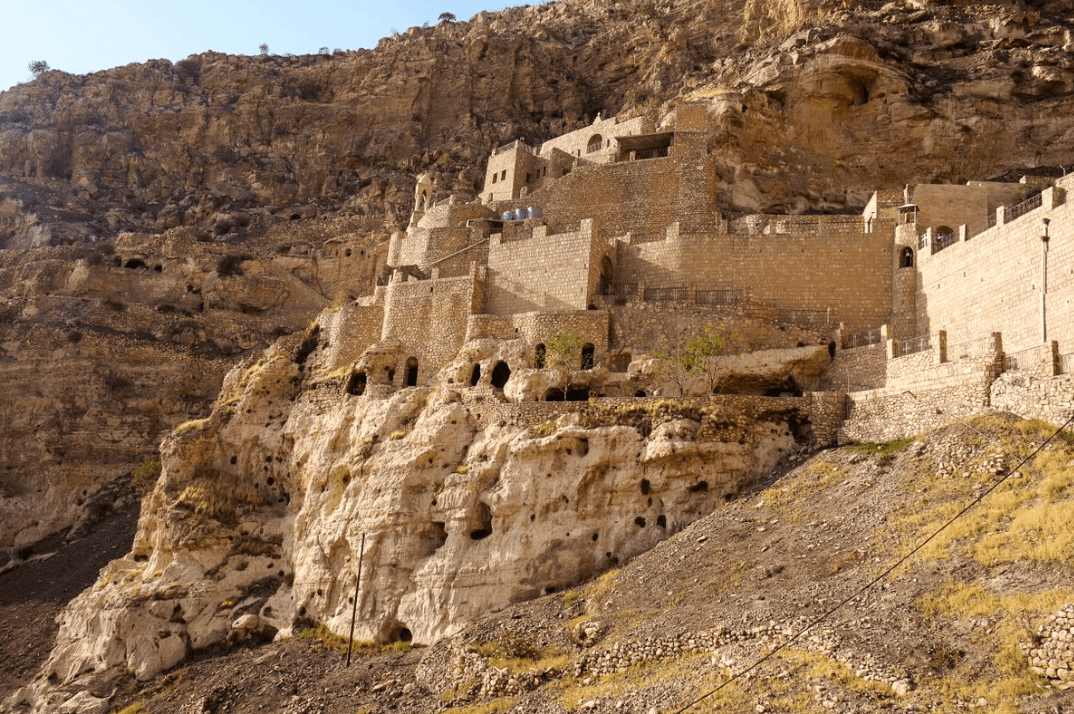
[1007,191,1043,222]
[987,213,998,229]
[605,282,637,297]
[947,335,998,360]
[777,308,829,327]
[844,329,881,349]
[696,289,745,306]
[933,231,957,253]
[1005,344,1053,372]
[644,286,689,302]
[899,334,931,357]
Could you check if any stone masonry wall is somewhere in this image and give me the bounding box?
[840,351,1003,442]
[820,343,886,392]
[915,186,1074,355]
[318,300,386,374]
[616,221,893,333]
[466,310,610,367]
[910,182,1024,238]
[991,371,1074,429]
[381,272,481,383]
[485,219,603,315]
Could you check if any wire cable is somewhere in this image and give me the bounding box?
[672,411,1074,713]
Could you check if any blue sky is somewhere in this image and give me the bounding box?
[0,0,514,94]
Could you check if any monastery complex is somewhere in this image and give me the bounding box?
[331,102,1074,441]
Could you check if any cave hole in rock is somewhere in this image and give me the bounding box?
[635,390,647,398]
[346,371,367,396]
[656,515,668,529]
[405,357,419,387]
[591,533,599,542]
[153,264,163,273]
[124,258,147,270]
[230,455,237,465]
[385,366,395,384]
[580,343,595,370]
[470,502,493,540]
[688,481,708,493]
[490,361,511,389]
[534,343,546,369]
[647,496,652,507]
[530,514,536,521]
[634,516,647,527]
[266,477,275,486]
[427,521,448,555]
[576,438,589,456]
[828,341,836,359]
[544,586,557,595]
[387,625,412,643]
[639,479,650,495]
[470,363,482,386]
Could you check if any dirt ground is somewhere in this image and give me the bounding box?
[6,415,1074,714]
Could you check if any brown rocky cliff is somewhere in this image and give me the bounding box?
[1,0,1071,247]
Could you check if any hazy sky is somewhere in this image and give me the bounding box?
[0,0,515,94]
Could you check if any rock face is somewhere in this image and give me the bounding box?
[23,310,812,701]
[0,220,388,550]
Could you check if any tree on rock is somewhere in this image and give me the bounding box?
[541,332,586,400]
[656,323,732,397]
[438,12,456,22]
[27,60,50,78]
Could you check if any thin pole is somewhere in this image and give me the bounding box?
[345,533,366,668]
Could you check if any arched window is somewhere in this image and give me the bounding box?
[470,363,482,386]
[580,343,595,370]
[587,134,603,153]
[900,246,914,268]
[405,357,419,387]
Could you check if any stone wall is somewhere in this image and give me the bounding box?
[466,309,610,367]
[485,219,608,314]
[615,220,893,333]
[991,371,1074,429]
[381,271,482,383]
[604,299,829,356]
[914,186,1073,355]
[910,182,1024,238]
[839,349,1004,442]
[318,300,386,373]
[821,343,886,392]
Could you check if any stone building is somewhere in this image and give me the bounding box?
[330,102,1073,430]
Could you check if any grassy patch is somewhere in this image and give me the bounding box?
[529,420,557,438]
[294,624,410,658]
[915,581,1074,710]
[845,437,915,456]
[131,458,162,494]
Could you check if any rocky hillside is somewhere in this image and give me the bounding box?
[7,413,1074,714]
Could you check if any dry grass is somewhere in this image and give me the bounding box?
[441,699,517,714]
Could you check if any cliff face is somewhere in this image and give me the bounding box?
[0,0,1072,248]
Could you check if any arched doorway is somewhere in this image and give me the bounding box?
[405,357,418,387]
[900,246,914,268]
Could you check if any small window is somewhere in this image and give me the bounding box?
[580,343,595,370]
[500,170,506,181]
[525,172,531,183]
[492,173,498,184]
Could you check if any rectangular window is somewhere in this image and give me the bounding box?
[500,170,506,181]
[492,174,497,184]
[525,172,531,183]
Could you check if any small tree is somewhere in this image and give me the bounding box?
[27,60,50,78]
[688,323,733,394]
[438,11,456,22]
[655,323,732,397]
[318,46,330,55]
[541,332,586,400]
[259,43,270,56]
